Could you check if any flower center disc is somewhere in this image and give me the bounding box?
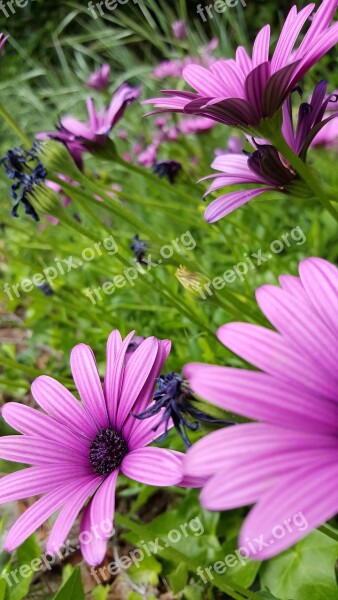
[89,427,128,475]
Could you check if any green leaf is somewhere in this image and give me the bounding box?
[128,555,162,586]
[6,535,41,600]
[92,585,110,600]
[260,530,338,600]
[52,568,84,600]
[167,562,188,593]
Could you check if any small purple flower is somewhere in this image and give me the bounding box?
[39,84,141,153]
[0,32,8,56]
[87,64,111,91]
[145,0,338,128]
[172,20,187,41]
[0,330,190,565]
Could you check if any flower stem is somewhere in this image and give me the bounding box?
[269,129,338,224]
[0,102,31,148]
[318,523,338,543]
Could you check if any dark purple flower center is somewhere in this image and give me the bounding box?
[89,427,128,475]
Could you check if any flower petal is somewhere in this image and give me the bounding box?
[205,188,270,223]
[70,344,109,429]
[31,376,97,439]
[299,257,338,336]
[116,337,159,430]
[88,470,119,540]
[0,436,89,466]
[4,475,97,552]
[80,502,108,566]
[0,465,91,503]
[1,403,89,453]
[183,364,338,433]
[239,459,338,559]
[121,447,183,486]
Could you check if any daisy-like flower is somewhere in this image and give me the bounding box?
[145,0,338,129]
[202,81,338,222]
[87,64,111,91]
[39,84,140,151]
[0,330,188,566]
[183,257,338,559]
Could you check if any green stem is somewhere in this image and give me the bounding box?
[114,513,261,600]
[318,523,338,543]
[0,102,31,148]
[269,129,338,224]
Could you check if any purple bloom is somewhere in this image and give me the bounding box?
[39,84,140,153]
[0,32,8,56]
[202,81,338,222]
[0,330,189,565]
[180,116,216,135]
[145,0,338,127]
[172,20,187,41]
[184,257,338,559]
[87,64,111,91]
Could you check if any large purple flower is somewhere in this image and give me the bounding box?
[0,330,188,565]
[39,84,140,152]
[183,257,338,559]
[145,0,338,128]
[202,81,338,222]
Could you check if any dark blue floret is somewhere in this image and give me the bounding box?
[134,372,233,448]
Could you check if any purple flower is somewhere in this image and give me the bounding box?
[180,116,216,135]
[184,257,338,559]
[0,330,189,565]
[87,64,111,91]
[0,32,8,56]
[145,0,338,128]
[202,81,338,222]
[39,84,141,152]
[172,20,187,41]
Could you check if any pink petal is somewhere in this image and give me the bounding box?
[299,257,338,336]
[88,470,119,540]
[60,117,93,139]
[80,502,108,566]
[200,447,338,511]
[116,337,159,430]
[0,436,89,466]
[183,364,338,433]
[126,408,173,450]
[46,476,102,554]
[5,475,98,552]
[256,285,338,377]
[103,330,123,424]
[239,459,338,559]
[105,330,135,426]
[123,339,171,440]
[252,25,271,67]
[70,343,109,429]
[183,64,227,96]
[0,465,91,503]
[31,376,97,439]
[1,403,89,453]
[271,4,315,72]
[184,423,338,477]
[121,447,183,486]
[217,322,337,400]
[205,188,270,222]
